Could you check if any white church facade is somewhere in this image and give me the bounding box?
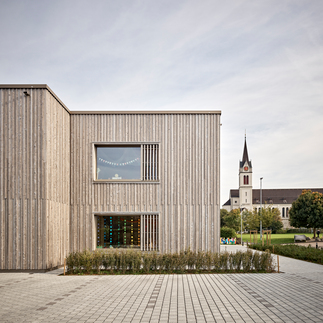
[222,137,323,229]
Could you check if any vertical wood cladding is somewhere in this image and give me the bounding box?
[70,112,220,254]
[0,87,70,270]
[1,84,220,270]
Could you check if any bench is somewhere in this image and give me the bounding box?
[294,235,307,243]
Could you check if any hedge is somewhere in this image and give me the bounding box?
[65,248,275,275]
[250,244,323,265]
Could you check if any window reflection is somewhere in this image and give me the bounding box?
[97,146,141,180]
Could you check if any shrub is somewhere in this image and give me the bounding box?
[221,227,236,239]
[205,251,213,271]
[142,252,153,273]
[66,251,79,274]
[102,252,115,273]
[212,253,221,271]
[81,249,94,274]
[260,250,275,272]
[231,251,243,271]
[92,250,104,273]
[286,228,312,233]
[252,252,261,271]
[241,250,253,272]
[220,251,229,271]
[276,229,287,234]
[186,249,196,270]
[196,251,205,271]
[119,251,127,274]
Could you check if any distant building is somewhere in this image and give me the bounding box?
[222,136,323,228]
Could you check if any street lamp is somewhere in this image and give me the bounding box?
[240,208,243,245]
[260,177,263,240]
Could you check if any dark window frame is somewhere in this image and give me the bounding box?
[93,142,160,183]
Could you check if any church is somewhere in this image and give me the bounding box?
[222,137,323,228]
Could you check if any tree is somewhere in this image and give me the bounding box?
[243,205,283,233]
[260,206,283,233]
[220,209,229,227]
[289,190,323,237]
[223,209,241,231]
[220,226,236,238]
[243,209,259,231]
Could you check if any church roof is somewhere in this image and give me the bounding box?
[252,188,323,205]
[229,189,239,197]
[223,188,323,208]
[223,199,231,206]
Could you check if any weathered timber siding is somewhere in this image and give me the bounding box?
[70,113,220,253]
[0,87,70,270]
[44,90,70,269]
[1,84,221,270]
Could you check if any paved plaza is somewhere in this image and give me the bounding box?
[1,246,323,323]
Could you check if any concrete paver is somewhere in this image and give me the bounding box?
[0,247,322,322]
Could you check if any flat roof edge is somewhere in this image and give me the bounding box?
[71,110,221,115]
[0,84,71,113]
[0,84,49,89]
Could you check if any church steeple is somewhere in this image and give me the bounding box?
[239,134,253,209]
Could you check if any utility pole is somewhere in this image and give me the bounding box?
[260,177,263,241]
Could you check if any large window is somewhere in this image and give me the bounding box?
[97,146,141,180]
[97,216,141,248]
[96,144,159,181]
[97,214,159,250]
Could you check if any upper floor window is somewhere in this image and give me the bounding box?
[244,175,249,185]
[96,144,159,181]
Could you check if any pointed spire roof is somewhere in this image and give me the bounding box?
[242,135,249,164]
[240,135,252,168]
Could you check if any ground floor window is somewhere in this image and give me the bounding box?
[97,214,159,250]
[97,216,141,248]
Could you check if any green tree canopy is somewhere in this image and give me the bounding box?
[243,209,259,231]
[290,190,323,235]
[243,205,283,233]
[261,207,283,233]
[220,226,237,238]
[220,209,229,227]
[222,208,241,231]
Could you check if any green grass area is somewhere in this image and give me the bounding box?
[241,233,313,245]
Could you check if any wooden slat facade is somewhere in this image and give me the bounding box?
[0,86,70,270]
[0,84,221,270]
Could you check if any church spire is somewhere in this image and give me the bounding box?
[242,135,249,164]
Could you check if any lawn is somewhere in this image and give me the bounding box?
[241,233,313,245]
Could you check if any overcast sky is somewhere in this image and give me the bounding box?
[1,0,323,205]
